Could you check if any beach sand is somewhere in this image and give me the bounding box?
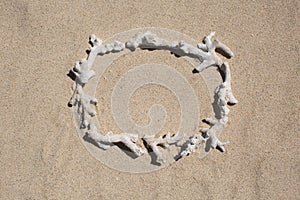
[0,0,299,199]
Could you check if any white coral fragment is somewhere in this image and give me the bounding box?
[125,31,235,75]
[126,31,166,50]
[178,134,206,159]
[178,80,231,156]
[200,63,236,151]
[194,32,223,72]
[220,62,238,105]
[73,60,96,84]
[143,132,185,164]
[87,125,145,157]
[215,41,234,59]
[89,34,102,47]
[201,120,230,151]
[68,84,97,128]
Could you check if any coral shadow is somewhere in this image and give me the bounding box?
[67,70,76,81]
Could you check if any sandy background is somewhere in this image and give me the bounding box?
[0,0,299,199]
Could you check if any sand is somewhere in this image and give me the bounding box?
[0,0,299,199]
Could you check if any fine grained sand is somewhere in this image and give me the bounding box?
[0,0,299,199]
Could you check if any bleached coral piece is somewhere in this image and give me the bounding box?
[177,134,206,160]
[215,41,234,59]
[87,34,125,58]
[202,79,232,150]
[68,34,125,115]
[125,31,234,75]
[213,83,230,120]
[87,125,145,157]
[89,34,102,47]
[179,62,236,155]
[194,32,224,72]
[73,60,96,84]
[201,120,230,152]
[68,84,97,128]
[126,31,207,61]
[220,62,238,105]
[77,86,97,128]
[197,31,216,51]
[143,132,185,163]
[126,31,167,50]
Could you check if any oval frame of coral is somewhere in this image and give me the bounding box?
[68,28,237,173]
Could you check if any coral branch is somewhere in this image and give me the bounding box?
[207,62,238,149]
[87,125,145,157]
[77,86,97,128]
[204,81,230,150]
[125,31,235,75]
[176,134,206,160]
[143,132,185,163]
[89,34,102,47]
[68,34,125,125]
[216,41,234,59]
[220,62,238,105]
[201,121,229,151]
[125,31,208,61]
[73,60,96,84]
[179,62,236,156]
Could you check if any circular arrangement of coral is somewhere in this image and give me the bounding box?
[68,28,237,173]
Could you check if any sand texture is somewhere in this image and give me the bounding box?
[0,0,299,199]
